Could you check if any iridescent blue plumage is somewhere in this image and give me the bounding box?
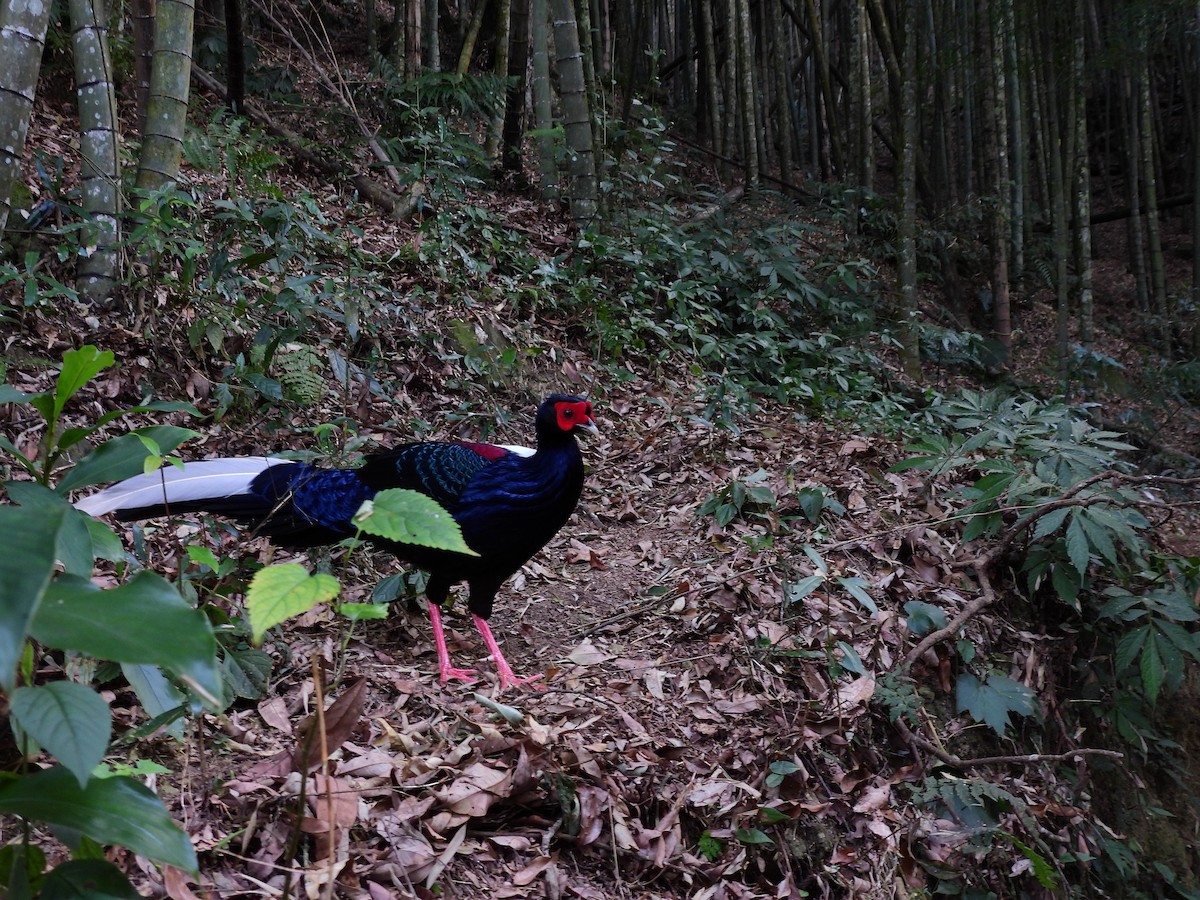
[76,394,598,689]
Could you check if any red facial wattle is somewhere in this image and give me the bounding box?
[555,400,595,433]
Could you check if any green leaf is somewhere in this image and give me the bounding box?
[57,426,199,493]
[121,664,186,741]
[734,827,775,846]
[10,683,112,788]
[0,767,196,872]
[31,572,221,707]
[785,575,825,604]
[354,489,477,555]
[1065,515,1090,577]
[53,347,114,421]
[956,671,1038,735]
[837,577,878,614]
[0,504,66,692]
[0,842,45,897]
[1030,505,1071,540]
[903,601,948,636]
[5,482,95,577]
[1140,630,1166,704]
[41,858,141,899]
[246,564,340,644]
[0,384,33,405]
[1114,626,1149,674]
[797,487,826,523]
[220,646,272,700]
[759,805,791,824]
[340,602,390,622]
[1002,833,1059,890]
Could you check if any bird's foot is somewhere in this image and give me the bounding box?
[495,667,545,691]
[472,614,546,692]
[439,665,478,685]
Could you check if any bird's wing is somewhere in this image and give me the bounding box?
[360,442,518,506]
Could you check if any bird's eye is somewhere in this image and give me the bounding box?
[563,409,574,418]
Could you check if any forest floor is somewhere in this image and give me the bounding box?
[7,41,1200,900]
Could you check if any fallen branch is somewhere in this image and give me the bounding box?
[896,717,1123,768]
[190,66,424,222]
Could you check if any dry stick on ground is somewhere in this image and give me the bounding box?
[191,66,424,222]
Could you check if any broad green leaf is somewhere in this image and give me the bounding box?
[0,384,33,405]
[0,842,45,898]
[53,346,115,420]
[41,859,142,899]
[1065,515,1090,577]
[1140,630,1165,703]
[903,601,948,636]
[354,489,476,555]
[734,827,775,846]
[768,759,802,776]
[340,602,390,622]
[372,572,406,603]
[220,646,272,700]
[31,572,220,707]
[57,426,199,493]
[121,664,186,741]
[0,504,66,692]
[797,487,826,523]
[759,805,791,824]
[1030,505,1071,540]
[1114,626,1148,674]
[246,564,340,644]
[0,767,196,872]
[962,512,1001,543]
[10,683,111,788]
[837,577,878,614]
[785,575,825,604]
[801,544,827,576]
[5,482,95,576]
[1050,563,1081,608]
[956,671,1038,735]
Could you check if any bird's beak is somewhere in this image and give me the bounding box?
[577,419,600,438]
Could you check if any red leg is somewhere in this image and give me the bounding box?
[427,601,476,684]
[472,614,543,690]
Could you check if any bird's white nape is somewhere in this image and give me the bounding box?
[74,457,287,516]
[498,444,536,458]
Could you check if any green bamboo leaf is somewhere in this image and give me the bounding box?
[10,683,112,788]
[734,827,775,846]
[0,767,196,872]
[354,489,477,555]
[41,859,142,899]
[246,564,340,644]
[53,346,115,420]
[57,426,199,493]
[837,576,878,614]
[0,504,65,692]
[31,572,221,707]
[121,664,186,741]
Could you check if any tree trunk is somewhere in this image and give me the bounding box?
[132,0,155,136]
[69,0,122,306]
[424,0,440,69]
[1070,0,1092,350]
[486,0,513,160]
[1139,39,1168,348]
[224,0,245,113]
[698,0,724,177]
[551,0,598,225]
[457,0,491,76]
[501,0,531,171]
[531,0,557,197]
[135,0,196,191]
[735,0,758,185]
[897,0,921,380]
[0,0,54,235]
[979,0,1011,364]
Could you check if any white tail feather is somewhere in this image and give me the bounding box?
[74,457,288,516]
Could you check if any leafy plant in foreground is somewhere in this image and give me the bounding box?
[0,346,212,895]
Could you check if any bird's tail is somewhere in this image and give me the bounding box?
[74,457,292,521]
